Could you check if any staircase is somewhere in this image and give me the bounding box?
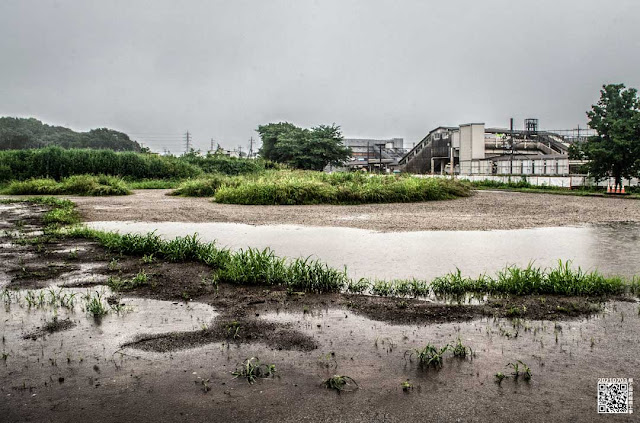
[397,137,433,173]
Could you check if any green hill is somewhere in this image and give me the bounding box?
[0,117,141,151]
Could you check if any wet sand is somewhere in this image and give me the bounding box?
[68,189,640,231]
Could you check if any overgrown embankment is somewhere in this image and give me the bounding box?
[172,171,472,205]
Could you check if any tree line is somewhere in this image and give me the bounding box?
[0,117,142,151]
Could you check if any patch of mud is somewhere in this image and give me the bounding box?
[124,316,318,352]
[8,263,80,286]
[23,317,76,340]
[484,296,605,320]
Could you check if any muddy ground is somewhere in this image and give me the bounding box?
[0,202,638,422]
[66,189,640,232]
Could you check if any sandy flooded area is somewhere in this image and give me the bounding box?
[67,189,640,232]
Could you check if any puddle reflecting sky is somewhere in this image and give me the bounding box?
[88,221,640,280]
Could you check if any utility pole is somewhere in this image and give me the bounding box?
[184,131,192,154]
[510,118,514,175]
[367,141,370,171]
[249,137,254,158]
[449,141,454,178]
[238,146,243,157]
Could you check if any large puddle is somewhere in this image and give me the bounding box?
[88,221,640,279]
[0,285,218,363]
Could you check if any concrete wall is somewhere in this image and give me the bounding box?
[417,174,640,188]
[495,158,569,176]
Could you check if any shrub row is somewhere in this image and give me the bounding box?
[1,175,130,196]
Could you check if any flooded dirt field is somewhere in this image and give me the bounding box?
[88,220,640,280]
[1,201,638,422]
[68,189,640,232]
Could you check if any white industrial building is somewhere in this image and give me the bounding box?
[399,120,578,176]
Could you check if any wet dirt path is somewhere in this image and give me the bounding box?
[66,189,640,232]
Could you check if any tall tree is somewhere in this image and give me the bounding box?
[256,122,298,162]
[257,122,351,171]
[570,84,640,187]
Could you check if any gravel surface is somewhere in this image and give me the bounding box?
[67,189,640,231]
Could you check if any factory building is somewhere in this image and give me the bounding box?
[398,120,580,176]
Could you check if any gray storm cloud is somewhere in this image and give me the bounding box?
[1,0,639,152]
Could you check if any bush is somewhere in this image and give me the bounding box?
[2,175,130,196]
[171,174,238,197]
[180,153,275,175]
[210,172,472,205]
[0,147,201,181]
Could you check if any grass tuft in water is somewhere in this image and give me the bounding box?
[322,375,359,392]
[232,357,276,384]
[407,343,450,368]
[85,291,108,318]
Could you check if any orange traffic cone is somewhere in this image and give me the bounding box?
[621,186,626,194]
[607,184,611,194]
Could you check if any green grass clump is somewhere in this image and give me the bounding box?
[2,175,130,196]
[171,174,238,197]
[0,197,80,228]
[451,337,473,358]
[470,179,534,189]
[85,291,108,317]
[430,261,628,297]
[322,375,358,392]
[169,170,472,204]
[346,278,370,294]
[232,357,276,384]
[108,270,150,291]
[125,179,181,189]
[407,343,450,368]
[63,228,346,293]
[507,360,532,380]
[213,171,471,205]
[180,153,276,175]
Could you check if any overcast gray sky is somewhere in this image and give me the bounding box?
[1,0,639,152]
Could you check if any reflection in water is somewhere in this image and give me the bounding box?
[87,221,640,280]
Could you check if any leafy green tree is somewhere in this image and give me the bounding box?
[256,122,298,162]
[570,84,640,187]
[257,122,351,170]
